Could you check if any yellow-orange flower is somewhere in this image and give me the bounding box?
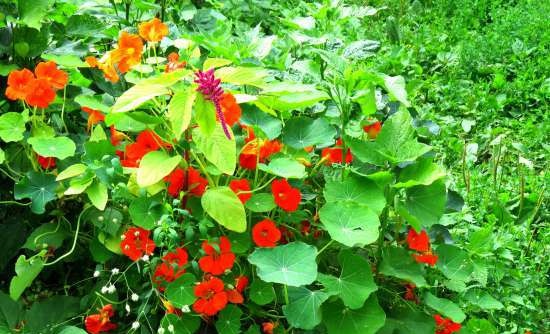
[138,18,169,42]
[111,31,143,73]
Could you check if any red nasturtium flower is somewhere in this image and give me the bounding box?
[321,138,353,165]
[234,275,249,293]
[37,154,56,169]
[198,236,236,275]
[252,219,281,248]
[404,283,417,302]
[24,78,56,108]
[434,314,462,334]
[110,126,126,146]
[219,92,241,126]
[406,228,430,252]
[229,179,252,204]
[262,322,276,334]
[363,121,382,139]
[279,225,294,244]
[165,167,208,198]
[165,52,186,73]
[271,179,301,212]
[239,127,283,170]
[84,304,117,334]
[34,60,69,90]
[193,277,228,316]
[153,247,189,290]
[138,18,169,42]
[119,129,171,167]
[413,251,438,266]
[120,227,156,261]
[82,107,105,131]
[5,68,34,100]
[161,298,182,316]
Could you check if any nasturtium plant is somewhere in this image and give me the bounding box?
[0,1,542,334]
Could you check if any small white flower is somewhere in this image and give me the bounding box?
[181,305,190,313]
[93,270,100,278]
[141,255,150,262]
[125,303,131,314]
[107,284,116,294]
[134,230,140,237]
[157,328,165,334]
[100,286,109,294]
[111,268,120,275]
[120,234,126,240]
[131,293,139,302]
[131,321,140,329]
[168,324,174,333]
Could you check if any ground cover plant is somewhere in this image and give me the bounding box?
[0,0,547,334]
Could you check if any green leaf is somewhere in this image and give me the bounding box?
[436,244,474,283]
[245,193,276,212]
[462,318,498,334]
[464,289,504,310]
[160,314,200,334]
[56,164,87,181]
[168,87,196,140]
[18,0,53,29]
[193,126,236,175]
[382,75,410,107]
[248,242,317,286]
[202,187,246,232]
[74,95,110,114]
[258,157,306,179]
[42,54,86,68]
[318,250,377,309]
[24,296,79,333]
[58,326,88,334]
[129,197,163,230]
[136,151,181,187]
[324,176,386,215]
[379,246,427,287]
[258,83,330,112]
[194,93,217,137]
[203,58,232,70]
[166,273,197,308]
[240,105,282,140]
[0,112,26,142]
[319,202,379,247]
[216,66,268,87]
[282,287,329,329]
[322,295,385,334]
[394,159,446,188]
[282,117,336,149]
[64,174,94,195]
[397,180,447,231]
[86,180,108,210]
[0,291,22,332]
[215,305,243,334]
[23,223,68,250]
[249,280,275,305]
[88,207,122,237]
[14,172,57,214]
[378,305,435,334]
[65,14,103,36]
[27,137,76,160]
[423,292,466,323]
[9,255,44,300]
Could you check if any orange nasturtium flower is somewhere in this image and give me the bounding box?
[5,68,34,101]
[84,304,117,334]
[138,18,169,42]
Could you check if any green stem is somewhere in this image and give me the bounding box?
[317,239,334,256]
[283,284,289,305]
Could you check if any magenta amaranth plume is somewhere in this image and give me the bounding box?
[194,69,231,139]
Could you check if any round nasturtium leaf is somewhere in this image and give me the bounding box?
[258,157,306,179]
[378,246,427,288]
[423,292,466,323]
[247,241,318,286]
[165,273,197,308]
[136,151,181,187]
[319,201,380,247]
[249,280,275,305]
[14,172,57,214]
[324,176,386,215]
[129,197,163,230]
[0,112,26,142]
[245,193,276,212]
[27,137,76,160]
[322,296,386,334]
[202,187,247,233]
[215,305,243,334]
[160,314,200,334]
[282,117,336,149]
[282,287,329,330]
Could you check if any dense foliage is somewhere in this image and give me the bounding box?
[0,1,547,334]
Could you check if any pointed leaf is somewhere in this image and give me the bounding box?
[136,151,181,187]
[202,187,246,232]
[168,87,196,140]
[9,255,44,300]
[423,292,466,323]
[193,126,236,175]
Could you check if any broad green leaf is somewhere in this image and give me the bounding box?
[258,157,306,179]
[397,180,447,231]
[202,187,246,232]
[248,242,317,286]
[22,223,68,250]
[9,255,44,300]
[168,87,196,140]
[136,151,181,187]
[193,126,236,175]
[27,137,76,160]
[0,112,26,142]
[282,117,336,149]
[423,292,466,323]
[324,176,386,215]
[377,305,435,334]
[282,287,329,330]
[166,273,197,308]
[88,207,122,236]
[58,326,88,334]
[464,289,504,310]
[86,181,108,210]
[258,83,330,112]
[42,54,86,68]
[245,193,276,212]
[382,75,410,107]
[322,295,385,334]
[24,296,80,333]
[227,232,251,254]
[462,318,498,334]
[0,64,19,76]
[319,202,379,247]
[466,227,494,256]
[249,280,275,305]
[74,95,110,113]
[57,164,87,181]
[18,0,53,29]
[194,93,217,136]
[90,125,107,142]
[436,244,474,282]
[379,247,427,287]
[160,314,200,334]
[0,291,22,332]
[104,113,147,132]
[203,58,232,70]
[215,305,242,334]
[216,66,268,87]
[354,84,377,115]
[65,14,103,36]
[64,174,94,195]
[394,159,446,188]
[240,105,282,140]
[318,250,377,309]
[129,197,163,230]
[14,172,57,214]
